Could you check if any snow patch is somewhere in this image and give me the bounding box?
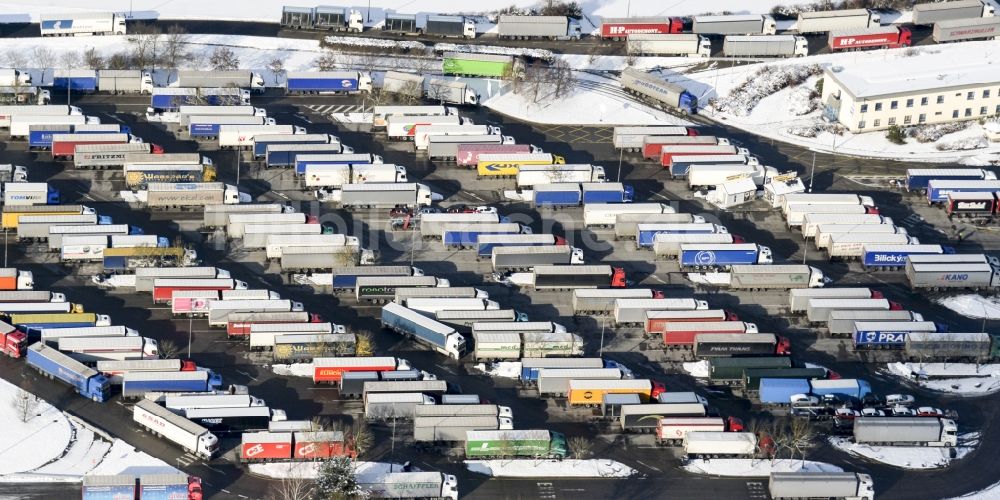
[324,36,427,52]
[271,362,314,378]
[828,434,976,469]
[85,439,180,477]
[683,360,710,378]
[885,362,1000,396]
[435,42,554,62]
[683,458,842,477]
[474,361,522,379]
[937,294,1000,320]
[466,459,636,478]
[250,461,408,480]
[713,65,822,117]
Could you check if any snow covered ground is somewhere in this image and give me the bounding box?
[0,378,176,482]
[828,434,977,470]
[885,362,1000,397]
[680,41,1000,163]
[683,458,842,477]
[272,362,314,378]
[466,459,636,478]
[473,361,522,379]
[683,360,710,378]
[250,461,406,480]
[937,295,1000,320]
[952,479,1000,500]
[0,0,815,24]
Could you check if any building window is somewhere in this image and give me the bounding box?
[919,114,926,123]
[888,117,896,125]
[904,115,912,125]
[996,105,1000,114]
[858,121,866,129]
[968,91,975,100]
[891,101,898,110]
[906,99,914,108]
[982,106,989,115]
[985,90,992,99]
[875,103,883,111]
[874,119,881,127]
[860,104,868,113]
[965,108,973,117]
[921,97,928,106]
[953,110,960,118]
[937,95,945,104]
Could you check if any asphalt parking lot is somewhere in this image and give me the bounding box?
[0,90,998,499]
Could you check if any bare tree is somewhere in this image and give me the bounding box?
[314,49,339,71]
[209,47,239,71]
[59,51,81,71]
[567,436,593,460]
[788,417,815,464]
[31,46,56,69]
[106,52,132,70]
[162,25,188,70]
[157,339,181,359]
[11,388,39,423]
[549,58,574,99]
[352,47,380,73]
[266,471,313,500]
[397,80,424,104]
[128,23,162,70]
[348,421,374,457]
[83,48,104,70]
[4,50,27,69]
[268,57,286,86]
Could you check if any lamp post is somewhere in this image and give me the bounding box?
[187,316,193,357]
[808,152,816,193]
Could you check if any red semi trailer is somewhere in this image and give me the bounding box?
[51,133,130,160]
[600,17,685,40]
[828,26,911,51]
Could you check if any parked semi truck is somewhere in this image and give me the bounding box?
[828,27,912,51]
[511,264,627,291]
[285,71,372,94]
[723,35,808,57]
[933,16,1000,42]
[279,5,364,32]
[497,15,581,40]
[465,429,567,458]
[173,70,265,92]
[120,182,251,208]
[769,472,875,500]
[600,17,684,39]
[913,0,993,25]
[620,68,698,114]
[442,52,522,78]
[320,183,437,208]
[854,417,957,447]
[381,72,479,105]
[472,331,584,361]
[692,264,827,290]
[133,399,218,458]
[381,303,465,359]
[627,34,711,57]
[26,342,110,401]
[693,14,777,35]
[359,472,459,500]
[40,12,127,36]
[795,9,880,33]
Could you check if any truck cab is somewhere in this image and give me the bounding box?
[567,20,582,40]
[346,9,364,32]
[757,245,773,264]
[807,266,828,288]
[569,247,585,265]
[696,36,712,58]
[791,36,809,57]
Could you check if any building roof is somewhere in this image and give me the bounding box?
[829,51,1000,99]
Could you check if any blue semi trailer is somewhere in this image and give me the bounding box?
[121,370,223,399]
[679,243,773,268]
[905,168,995,192]
[927,179,1000,204]
[26,342,110,401]
[636,223,728,248]
[255,133,337,158]
[285,71,372,94]
[861,244,953,270]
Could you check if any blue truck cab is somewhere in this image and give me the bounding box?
[26,342,109,401]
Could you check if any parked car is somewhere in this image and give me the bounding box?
[886,394,915,406]
[861,408,886,417]
[889,405,915,416]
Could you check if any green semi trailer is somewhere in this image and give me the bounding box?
[708,357,792,385]
[442,52,522,78]
[465,429,567,458]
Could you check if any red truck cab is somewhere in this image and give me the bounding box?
[731,235,746,244]
[0,327,25,358]
[652,290,665,299]
[888,301,904,311]
[776,336,792,356]
[651,380,667,399]
[150,143,165,154]
[863,206,880,215]
[897,27,912,47]
[180,359,197,371]
[187,476,204,500]
[723,310,740,321]
[610,267,627,288]
[869,290,884,299]
[725,416,744,432]
[554,236,568,245]
[685,127,699,136]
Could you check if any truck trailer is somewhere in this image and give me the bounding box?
[769,472,875,500]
